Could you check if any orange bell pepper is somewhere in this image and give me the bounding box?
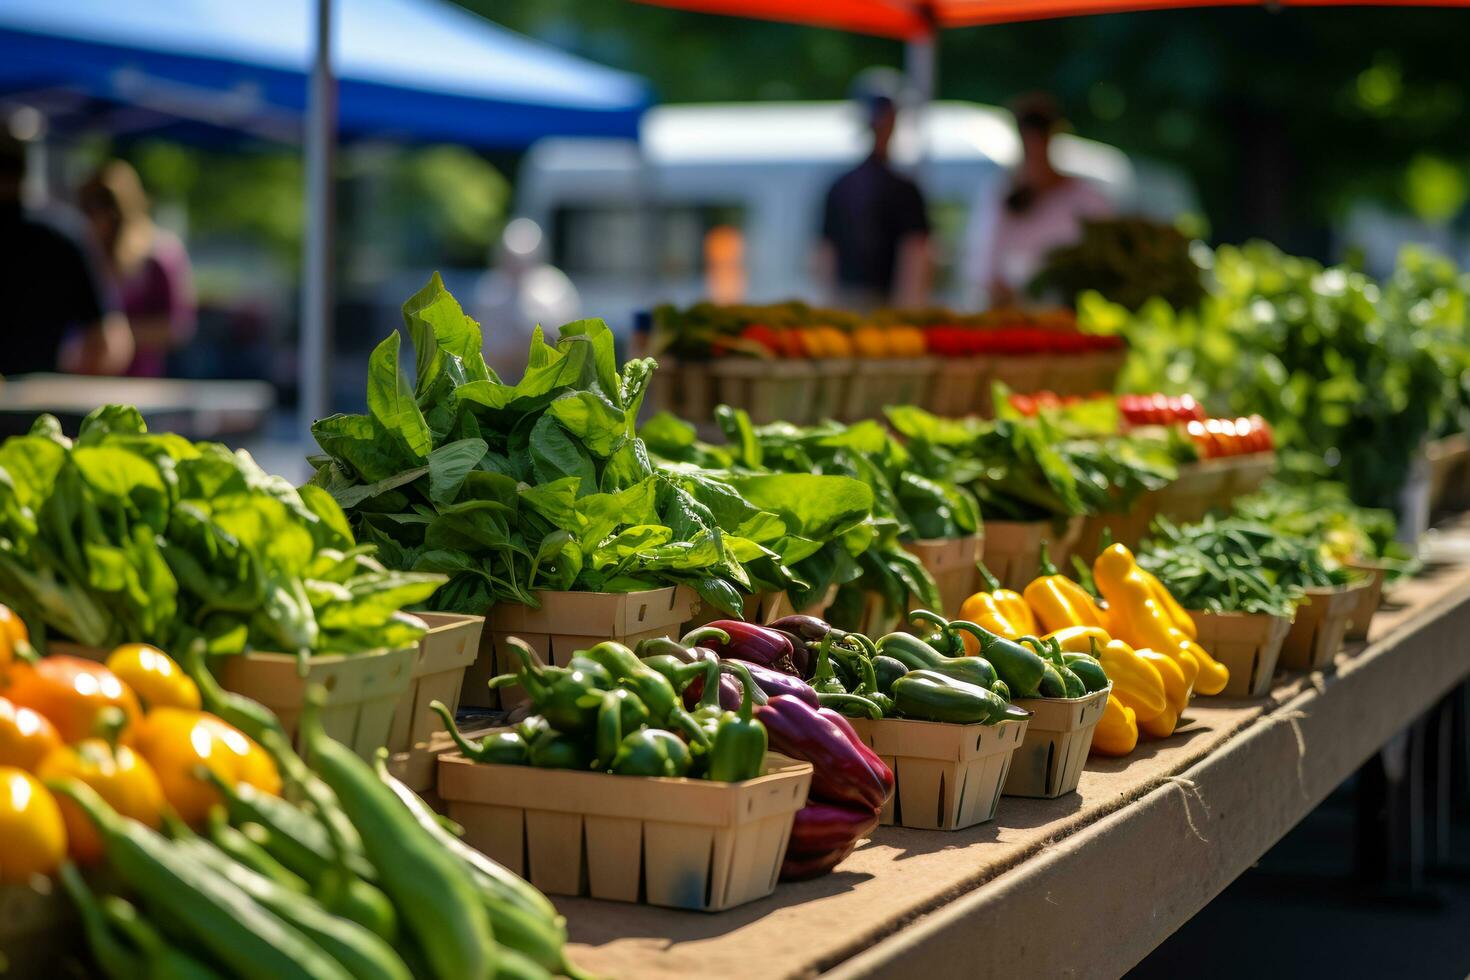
[132,708,280,825]
[5,656,142,744]
[0,696,62,770]
[104,645,201,712]
[36,728,165,863]
[0,767,67,882]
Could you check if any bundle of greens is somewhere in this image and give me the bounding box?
[1032,217,1206,312]
[641,408,935,621]
[1232,481,1410,569]
[1139,515,1350,617]
[311,275,858,618]
[0,407,441,655]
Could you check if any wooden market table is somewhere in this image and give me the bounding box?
[560,520,1470,980]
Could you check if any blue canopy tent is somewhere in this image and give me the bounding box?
[0,0,652,432]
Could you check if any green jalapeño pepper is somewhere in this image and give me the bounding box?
[875,631,996,690]
[591,688,650,767]
[891,669,1010,724]
[612,729,692,778]
[488,639,605,735]
[527,728,593,770]
[949,622,1048,698]
[809,634,848,697]
[582,642,708,747]
[907,610,964,655]
[430,701,528,766]
[706,662,767,783]
[1060,653,1109,694]
[815,692,884,719]
[638,654,712,692]
[830,645,894,716]
[872,655,910,695]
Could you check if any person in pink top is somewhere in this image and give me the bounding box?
[80,161,196,377]
[980,95,1113,307]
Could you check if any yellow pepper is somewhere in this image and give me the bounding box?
[1135,648,1190,738]
[105,644,201,712]
[1094,544,1229,697]
[1024,543,1109,633]
[132,708,280,826]
[37,734,165,863]
[957,562,1037,653]
[1090,695,1138,757]
[1097,638,1168,723]
[0,696,62,771]
[0,767,67,882]
[1044,625,1111,654]
[1144,572,1197,640]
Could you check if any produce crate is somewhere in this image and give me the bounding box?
[1153,459,1232,525]
[1425,433,1470,515]
[466,587,700,710]
[683,591,784,632]
[925,359,989,417]
[1003,686,1110,799]
[1080,347,1128,395]
[1074,488,1161,563]
[1279,582,1368,672]
[648,356,717,423]
[386,613,485,754]
[1345,561,1391,642]
[710,358,815,425]
[902,533,985,617]
[386,722,495,806]
[1042,355,1098,398]
[847,716,1028,830]
[218,647,415,759]
[1188,610,1292,698]
[1222,452,1276,498]
[983,517,1085,591]
[0,880,73,978]
[985,355,1047,408]
[437,752,813,911]
[840,358,937,422]
[809,358,854,423]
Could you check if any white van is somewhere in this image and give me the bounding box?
[514,100,1198,334]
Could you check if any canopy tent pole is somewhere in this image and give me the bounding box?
[903,29,936,179]
[300,0,336,445]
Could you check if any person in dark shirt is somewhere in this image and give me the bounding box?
[818,91,932,311]
[0,133,132,377]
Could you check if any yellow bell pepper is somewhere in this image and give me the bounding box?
[6,655,143,746]
[1044,625,1111,654]
[0,767,67,882]
[1135,648,1190,738]
[957,562,1037,653]
[132,708,280,826]
[851,325,891,358]
[1024,543,1108,633]
[1144,572,1197,640]
[37,736,165,864]
[1097,638,1168,723]
[1094,544,1229,696]
[1090,695,1138,757]
[105,644,201,712]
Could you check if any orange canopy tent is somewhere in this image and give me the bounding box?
[635,0,1470,38]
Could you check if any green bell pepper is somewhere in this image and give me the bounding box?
[706,662,767,782]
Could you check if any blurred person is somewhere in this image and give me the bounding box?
[475,217,580,380]
[975,94,1113,307]
[817,79,931,311]
[80,161,195,377]
[0,133,132,376]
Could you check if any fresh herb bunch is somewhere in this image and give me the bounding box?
[0,406,442,655]
[1032,218,1206,312]
[1233,481,1411,569]
[1140,515,1350,617]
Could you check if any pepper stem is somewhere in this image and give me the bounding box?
[724,661,757,721]
[430,700,489,761]
[976,561,1003,594]
[679,626,730,649]
[698,655,723,712]
[1038,540,1059,577]
[92,706,128,752]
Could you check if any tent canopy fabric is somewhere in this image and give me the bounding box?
[635,0,1470,38]
[0,0,652,146]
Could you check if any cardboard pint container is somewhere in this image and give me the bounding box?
[648,356,716,422]
[847,716,1028,830]
[1279,582,1367,671]
[1223,452,1276,498]
[983,516,1085,590]
[1002,686,1110,799]
[903,533,985,617]
[841,358,936,422]
[218,647,414,759]
[710,358,816,425]
[1188,609,1292,698]
[0,880,73,977]
[437,752,812,912]
[1344,562,1389,642]
[1074,489,1160,563]
[985,355,1047,405]
[682,591,786,632]
[926,359,990,417]
[1153,459,1232,524]
[465,587,700,710]
[385,613,485,754]
[386,722,495,806]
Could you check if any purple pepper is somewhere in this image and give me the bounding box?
[683,659,818,710]
[695,620,799,676]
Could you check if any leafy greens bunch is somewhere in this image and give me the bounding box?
[310,275,822,618]
[1232,481,1409,569]
[0,407,441,655]
[1140,515,1351,617]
